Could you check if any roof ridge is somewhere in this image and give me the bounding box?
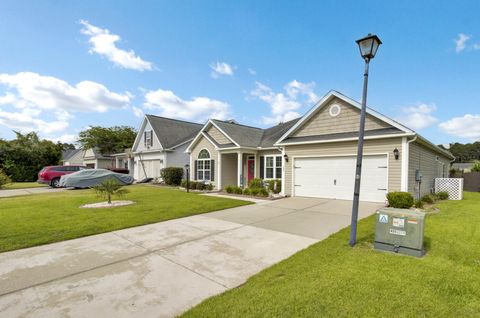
[146,114,203,126]
[212,119,263,130]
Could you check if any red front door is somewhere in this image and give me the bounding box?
[247,159,255,182]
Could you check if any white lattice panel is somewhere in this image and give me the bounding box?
[435,178,463,200]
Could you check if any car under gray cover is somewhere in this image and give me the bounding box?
[59,169,134,188]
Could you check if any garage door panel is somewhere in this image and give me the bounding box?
[294,155,387,202]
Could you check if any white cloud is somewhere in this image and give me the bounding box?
[144,89,230,122]
[132,106,144,118]
[0,108,68,134]
[248,68,257,76]
[439,114,480,140]
[455,33,471,53]
[210,62,234,78]
[250,80,318,125]
[0,71,131,135]
[47,134,78,144]
[396,103,438,130]
[80,20,153,71]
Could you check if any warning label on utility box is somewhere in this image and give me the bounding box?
[392,217,405,228]
[389,228,406,236]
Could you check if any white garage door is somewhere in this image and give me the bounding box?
[293,155,388,202]
[138,160,162,179]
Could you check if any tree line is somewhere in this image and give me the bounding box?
[0,126,136,182]
[442,142,480,162]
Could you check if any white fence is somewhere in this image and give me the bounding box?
[435,178,463,200]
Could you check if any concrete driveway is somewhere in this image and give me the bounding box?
[0,197,383,318]
[0,187,64,198]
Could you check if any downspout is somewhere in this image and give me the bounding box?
[407,136,419,200]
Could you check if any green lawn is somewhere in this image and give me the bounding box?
[182,192,480,318]
[2,182,47,190]
[0,185,250,253]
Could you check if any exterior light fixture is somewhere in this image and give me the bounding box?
[393,148,400,160]
[283,154,289,162]
[356,33,382,61]
[349,33,382,247]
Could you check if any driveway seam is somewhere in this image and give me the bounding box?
[158,253,229,289]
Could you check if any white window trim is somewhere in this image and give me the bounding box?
[197,149,211,181]
[263,155,282,180]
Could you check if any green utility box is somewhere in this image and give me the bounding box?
[374,208,426,257]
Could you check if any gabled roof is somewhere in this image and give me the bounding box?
[145,115,203,149]
[275,90,414,145]
[61,149,83,161]
[186,118,301,151]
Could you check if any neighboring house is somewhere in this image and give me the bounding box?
[131,115,203,180]
[61,149,84,166]
[186,90,454,203]
[82,148,115,169]
[452,162,474,172]
[111,148,134,176]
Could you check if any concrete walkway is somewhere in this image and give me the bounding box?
[0,187,65,198]
[0,197,383,318]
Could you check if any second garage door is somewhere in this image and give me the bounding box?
[293,155,388,202]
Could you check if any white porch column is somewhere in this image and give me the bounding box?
[115,157,120,168]
[217,152,222,190]
[281,147,286,196]
[237,151,243,187]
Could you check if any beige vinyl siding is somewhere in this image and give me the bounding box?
[190,136,219,189]
[408,141,451,199]
[292,98,391,138]
[221,153,237,188]
[206,125,231,145]
[284,138,402,196]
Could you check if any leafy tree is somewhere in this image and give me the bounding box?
[472,161,480,172]
[0,169,11,189]
[448,142,480,162]
[78,126,137,155]
[92,178,129,204]
[0,131,64,181]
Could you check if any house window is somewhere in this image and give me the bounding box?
[197,149,211,181]
[144,130,153,147]
[264,155,282,179]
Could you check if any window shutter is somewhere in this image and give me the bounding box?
[210,160,215,181]
[194,160,198,180]
[260,156,264,179]
[150,131,153,146]
[144,131,147,146]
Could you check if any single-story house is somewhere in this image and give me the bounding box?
[131,115,203,180]
[82,148,115,169]
[61,149,84,166]
[186,90,454,202]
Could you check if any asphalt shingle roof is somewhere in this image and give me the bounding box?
[210,118,301,148]
[146,115,203,149]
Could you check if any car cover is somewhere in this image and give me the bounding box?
[59,169,134,188]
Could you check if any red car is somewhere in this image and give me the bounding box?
[37,165,90,188]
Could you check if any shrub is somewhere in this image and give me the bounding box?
[257,188,269,197]
[414,200,424,209]
[195,182,206,191]
[267,179,281,194]
[160,167,184,186]
[233,186,243,195]
[0,169,12,189]
[386,192,414,209]
[248,178,264,189]
[471,160,480,172]
[421,194,436,204]
[250,188,260,196]
[205,183,214,191]
[436,191,449,200]
[92,178,129,204]
[225,185,234,193]
[243,188,251,195]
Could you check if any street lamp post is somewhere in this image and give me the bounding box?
[185,163,190,193]
[349,34,382,247]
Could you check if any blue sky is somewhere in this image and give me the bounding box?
[0,0,479,146]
